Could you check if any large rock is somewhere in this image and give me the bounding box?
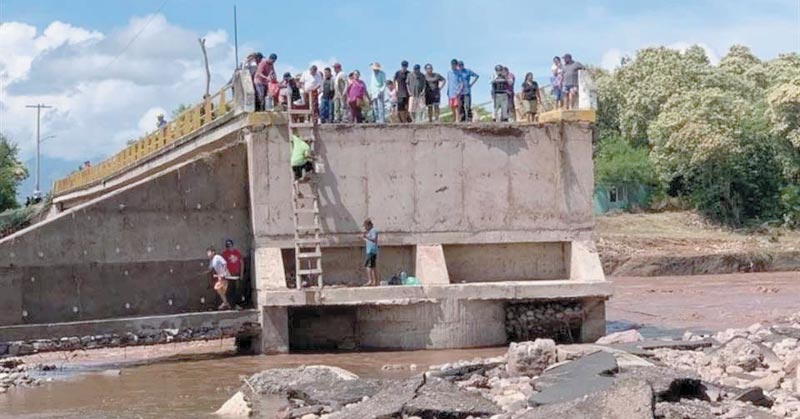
[520,379,655,419]
[326,377,422,419]
[404,378,501,418]
[247,366,380,408]
[596,329,643,345]
[529,351,618,406]
[709,337,765,372]
[614,366,705,402]
[506,339,556,377]
[215,391,252,417]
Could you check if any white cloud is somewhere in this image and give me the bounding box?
[0,15,233,162]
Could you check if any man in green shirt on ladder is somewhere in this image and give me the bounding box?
[291,128,316,188]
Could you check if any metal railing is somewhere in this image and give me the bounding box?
[52,82,234,196]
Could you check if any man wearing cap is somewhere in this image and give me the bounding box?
[408,64,427,123]
[333,63,348,123]
[491,65,511,122]
[254,53,278,111]
[458,61,479,122]
[446,59,464,123]
[394,61,412,123]
[369,63,387,123]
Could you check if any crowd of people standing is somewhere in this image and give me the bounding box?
[241,52,585,124]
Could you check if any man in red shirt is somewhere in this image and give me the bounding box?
[222,239,242,277]
[254,53,278,111]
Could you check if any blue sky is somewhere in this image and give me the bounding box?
[1,0,799,199]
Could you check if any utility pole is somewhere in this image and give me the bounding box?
[25,104,53,198]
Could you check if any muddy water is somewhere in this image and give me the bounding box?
[0,347,506,419]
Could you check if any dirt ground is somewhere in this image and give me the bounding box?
[607,271,800,332]
[596,211,800,276]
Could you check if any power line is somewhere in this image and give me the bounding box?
[25,104,53,197]
[103,0,170,71]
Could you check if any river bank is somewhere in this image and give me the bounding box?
[597,211,800,276]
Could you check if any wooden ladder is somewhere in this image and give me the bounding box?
[288,94,323,289]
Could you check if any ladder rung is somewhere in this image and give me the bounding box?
[297,268,323,276]
[294,208,318,214]
[297,251,322,259]
[296,238,320,245]
[288,109,312,115]
[290,122,315,128]
[296,224,319,231]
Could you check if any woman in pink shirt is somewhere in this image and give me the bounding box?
[345,70,368,123]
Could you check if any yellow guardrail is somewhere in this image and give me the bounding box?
[53,84,233,196]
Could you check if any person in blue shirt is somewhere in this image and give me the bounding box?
[446,59,464,123]
[457,60,479,122]
[361,218,379,286]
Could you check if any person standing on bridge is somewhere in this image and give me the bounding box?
[300,65,323,121]
[408,64,427,123]
[333,63,348,123]
[446,59,464,123]
[254,53,277,111]
[207,247,232,310]
[345,70,368,123]
[361,218,379,286]
[457,61,479,122]
[521,72,542,123]
[562,53,585,110]
[369,63,387,124]
[491,65,511,122]
[424,64,445,122]
[320,67,335,123]
[394,61,411,123]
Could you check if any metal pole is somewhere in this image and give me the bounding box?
[233,5,239,69]
[35,106,40,195]
[26,104,52,198]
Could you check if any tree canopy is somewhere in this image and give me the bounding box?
[594,45,800,226]
[0,133,28,211]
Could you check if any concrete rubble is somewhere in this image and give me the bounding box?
[217,314,800,418]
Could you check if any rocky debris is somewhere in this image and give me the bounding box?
[530,351,618,406]
[247,366,380,409]
[520,379,655,419]
[506,339,556,377]
[596,329,643,345]
[326,376,423,419]
[505,301,585,343]
[0,358,43,393]
[225,316,800,419]
[428,356,506,380]
[404,378,502,418]
[0,323,259,358]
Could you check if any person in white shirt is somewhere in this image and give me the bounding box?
[300,65,323,121]
[207,247,232,310]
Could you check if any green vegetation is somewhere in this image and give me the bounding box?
[0,133,28,211]
[594,45,800,227]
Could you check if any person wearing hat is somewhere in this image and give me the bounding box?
[368,62,387,123]
[408,64,427,123]
[333,63,349,123]
[446,59,464,123]
[491,64,511,122]
[394,61,412,123]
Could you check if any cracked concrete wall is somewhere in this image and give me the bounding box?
[0,144,251,326]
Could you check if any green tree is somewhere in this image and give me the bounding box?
[594,134,657,187]
[0,134,29,211]
[170,103,191,119]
